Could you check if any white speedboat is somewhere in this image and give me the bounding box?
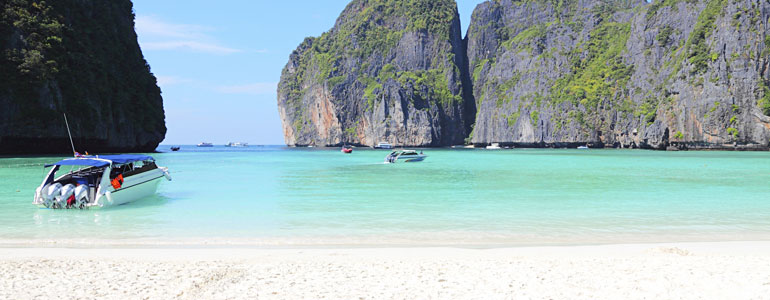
[374,142,393,149]
[225,142,248,147]
[577,145,589,149]
[385,150,427,163]
[486,143,501,149]
[197,142,213,147]
[33,155,171,209]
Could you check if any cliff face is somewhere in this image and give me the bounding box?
[277,0,473,147]
[0,0,165,154]
[468,0,770,149]
[279,0,770,150]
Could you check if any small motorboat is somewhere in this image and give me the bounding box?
[341,145,353,153]
[197,142,213,147]
[384,150,427,163]
[486,143,501,149]
[577,145,589,149]
[170,146,180,151]
[225,142,248,147]
[33,154,171,209]
[374,142,393,149]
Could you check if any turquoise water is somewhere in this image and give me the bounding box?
[1,146,769,247]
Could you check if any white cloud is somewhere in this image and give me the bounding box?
[135,16,241,54]
[155,76,192,87]
[135,16,209,39]
[216,82,278,95]
[142,41,241,54]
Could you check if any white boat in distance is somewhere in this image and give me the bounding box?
[486,143,501,149]
[33,155,171,209]
[578,145,589,149]
[197,142,213,147]
[225,142,248,147]
[385,150,427,163]
[374,142,393,149]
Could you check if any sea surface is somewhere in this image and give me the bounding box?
[1,146,769,247]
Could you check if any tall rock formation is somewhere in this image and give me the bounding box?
[0,0,166,154]
[467,0,770,150]
[277,0,473,147]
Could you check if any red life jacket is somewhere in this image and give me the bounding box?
[111,174,124,189]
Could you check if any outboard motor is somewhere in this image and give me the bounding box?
[56,184,76,209]
[73,185,89,209]
[42,183,62,208]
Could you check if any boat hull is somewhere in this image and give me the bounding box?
[398,155,426,162]
[103,175,163,207]
[96,168,167,208]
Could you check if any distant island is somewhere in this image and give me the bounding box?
[0,0,165,154]
[278,0,770,150]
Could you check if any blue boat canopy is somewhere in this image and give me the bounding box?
[44,155,154,168]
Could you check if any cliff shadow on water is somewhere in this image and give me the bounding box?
[278,0,770,151]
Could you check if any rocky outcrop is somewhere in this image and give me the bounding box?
[277,0,473,147]
[278,0,770,150]
[467,0,770,150]
[0,0,165,154]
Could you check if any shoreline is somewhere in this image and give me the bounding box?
[3,234,770,249]
[3,241,770,299]
[3,240,770,255]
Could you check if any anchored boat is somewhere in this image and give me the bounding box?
[374,142,393,149]
[384,150,427,163]
[225,142,248,147]
[33,155,171,209]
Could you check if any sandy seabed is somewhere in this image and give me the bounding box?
[2,242,770,299]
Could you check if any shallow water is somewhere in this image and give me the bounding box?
[1,146,769,246]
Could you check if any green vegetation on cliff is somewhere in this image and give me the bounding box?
[278,0,470,146]
[550,21,634,112]
[663,0,727,77]
[280,0,464,133]
[0,0,165,152]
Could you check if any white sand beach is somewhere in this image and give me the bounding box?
[2,241,770,299]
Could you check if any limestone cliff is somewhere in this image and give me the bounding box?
[0,0,165,154]
[277,0,473,147]
[468,0,770,150]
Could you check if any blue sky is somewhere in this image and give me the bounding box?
[132,0,485,145]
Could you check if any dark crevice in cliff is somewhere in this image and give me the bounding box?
[459,34,477,142]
